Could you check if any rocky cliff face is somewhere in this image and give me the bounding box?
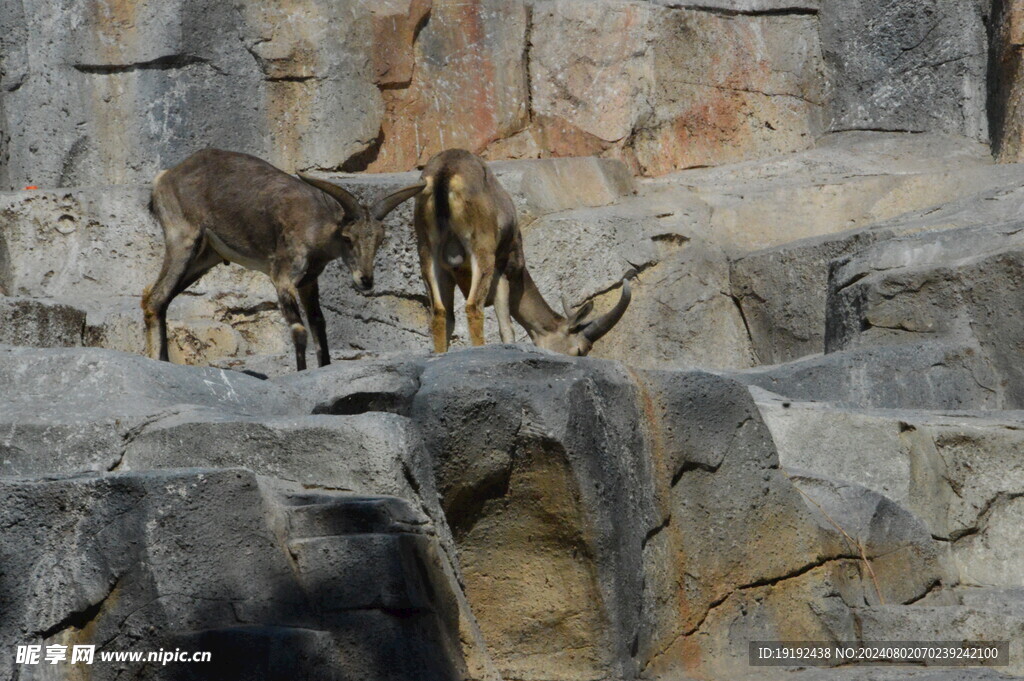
[3,1,1024,680]
[0,0,1000,189]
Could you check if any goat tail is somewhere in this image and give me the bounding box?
[149,170,167,214]
[433,168,465,268]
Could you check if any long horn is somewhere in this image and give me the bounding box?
[371,182,426,220]
[582,279,632,343]
[297,173,364,218]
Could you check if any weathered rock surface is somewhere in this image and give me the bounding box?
[990,0,1024,162]
[0,297,86,347]
[1,0,999,187]
[819,0,988,140]
[683,131,1011,250]
[0,345,303,476]
[0,468,468,681]
[729,155,1024,364]
[0,0,382,190]
[526,0,826,175]
[854,606,1024,676]
[6,1,1024,677]
[755,392,1024,588]
[729,339,1004,410]
[827,221,1024,407]
[1,344,983,680]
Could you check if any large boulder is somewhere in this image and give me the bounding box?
[755,391,1024,588]
[401,346,907,680]
[0,0,383,190]
[730,160,1024,363]
[0,343,1012,680]
[819,0,988,140]
[0,346,302,476]
[0,468,468,681]
[827,221,1024,407]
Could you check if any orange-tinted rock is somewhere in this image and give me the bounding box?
[530,1,656,145]
[638,8,826,173]
[366,0,530,172]
[992,0,1024,162]
[527,1,825,175]
[362,0,432,86]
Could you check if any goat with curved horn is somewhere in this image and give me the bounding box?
[413,148,632,356]
[143,149,424,371]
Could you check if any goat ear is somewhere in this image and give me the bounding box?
[570,300,594,326]
[297,173,363,219]
[371,182,426,221]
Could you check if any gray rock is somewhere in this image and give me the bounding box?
[0,346,302,475]
[819,0,988,140]
[0,468,468,681]
[488,156,637,226]
[730,340,1004,410]
[730,160,1024,364]
[0,0,382,190]
[827,221,1024,410]
[989,0,1024,164]
[754,393,1024,588]
[517,196,754,370]
[787,471,956,605]
[731,228,892,365]
[752,390,935,518]
[405,346,872,681]
[274,356,426,415]
[122,412,431,508]
[0,186,163,299]
[854,605,1024,676]
[0,341,1014,680]
[955,586,1024,618]
[0,296,85,347]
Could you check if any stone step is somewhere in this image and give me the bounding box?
[853,605,1024,676]
[952,586,1024,618]
[729,168,1024,366]
[648,131,1019,251]
[279,493,430,540]
[122,412,423,501]
[0,292,288,366]
[0,296,86,347]
[324,155,636,227]
[750,390,1024,589]
[288,533,440,612]
[727,339,1003,411]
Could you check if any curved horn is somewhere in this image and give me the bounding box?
[297,173,363,218]
[371,182,427,221]
[561,292,573,320]
[582,279,632,343]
